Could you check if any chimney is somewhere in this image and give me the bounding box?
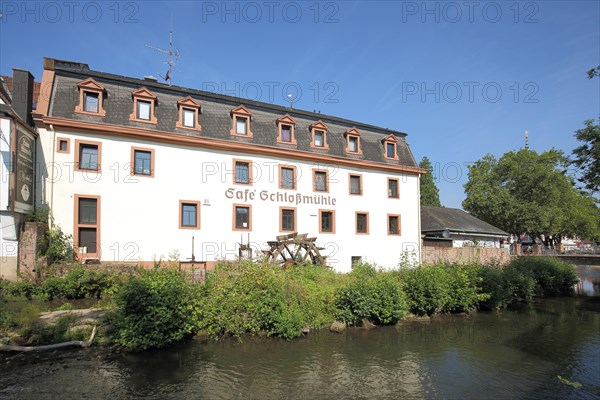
[12,69,34,126]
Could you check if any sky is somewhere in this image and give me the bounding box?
[1,0,599,208]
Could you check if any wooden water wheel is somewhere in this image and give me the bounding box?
[263,232,327,267]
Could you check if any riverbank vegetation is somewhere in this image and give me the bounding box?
[1,256,579,351]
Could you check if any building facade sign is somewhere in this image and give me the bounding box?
[14,128,35,212]
[225,188,337,206]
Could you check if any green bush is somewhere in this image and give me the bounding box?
[508,256,578,296]
[401,264,451,315]
[199,261,294,339]
[401,264,486,316]
[444,264,488,313]
[477,264,534,309]
[286,264,343,329]
[335,264,407,325]
[111,269,199,351]
[198,261,344,340]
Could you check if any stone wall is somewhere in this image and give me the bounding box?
[18,222,47,279]
[422,246,513,265]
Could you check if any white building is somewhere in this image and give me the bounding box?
[30,58,424,272]
[0,71,37,280]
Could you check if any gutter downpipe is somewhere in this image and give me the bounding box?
[49,124,55,228]
[417,172,422,266]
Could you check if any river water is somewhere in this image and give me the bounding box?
[1,265,599,400]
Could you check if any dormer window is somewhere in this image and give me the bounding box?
[382,134,399,160]
[310,120,329,149]
[230,105,253,138]
[84,92,99,113]
[176,96,202,131]
[344,127,362,155]
[129,87,158,124]
[137,101,151,120]
[349,137,359,152]
[276,114,297,145]
[75,78,106,116]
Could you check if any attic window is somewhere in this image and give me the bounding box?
[382,135,399,160]
[129,87,158,124]
[176,96,202,131]
[344,127,362,155]
[277,114,297,145]
[230,105,253,138]
[310,120,329,150]
[75,78,106,117]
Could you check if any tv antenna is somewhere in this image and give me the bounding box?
[287,93,296,109]
[146,19,180,86]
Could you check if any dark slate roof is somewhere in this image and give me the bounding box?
[46,59,418,168]
[421,206,508,237]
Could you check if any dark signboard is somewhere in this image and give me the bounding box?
[15,128,35,210]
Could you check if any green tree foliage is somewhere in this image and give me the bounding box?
[419,156,442,207]
[462,149,600,241]
[571,119,600,198]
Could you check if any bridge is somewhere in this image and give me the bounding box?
[551,254,600,265]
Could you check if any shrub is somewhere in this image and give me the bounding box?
[401,264,486,315]
[502,264,536,302]
[111,269,199,351]
[335,263,407,325]
[508,256,579,296]
[476,264,534,309]
[198,261,343,340]
[401,265,451,316]
[286,264,342,329]
[199,261,295,339]
[444,264,488,313]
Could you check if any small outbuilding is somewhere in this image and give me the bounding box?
[421,206,508,248]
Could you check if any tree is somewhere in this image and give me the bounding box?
[463,149,600,241]
[419,157,441,207]
[587,65,600,79]
[571,119,600,198]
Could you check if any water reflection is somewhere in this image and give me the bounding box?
[576,265,600,296]
[1,265,599,399]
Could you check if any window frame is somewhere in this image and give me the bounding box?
[130,146,155,178]
[355,212,369,235]
[83,92,99,113]
[74,139,102,173]
[388,178,400,199]
[129,87,158,124]
[56,137,70,154]
[74,194,101,259]
[279,206,297,232]
[344,127,363,155]
[74,78,106,117]
[387,214,401,236]
[319,209,336,234]
[230,105,253,138]
[310,120,329,150]
[312,168,330,193]
[179,200,201,229]
[382,134,399,160]
[176,96,202,131]
[233,159,253,186]
[278,164,297,190]
[276,114,297,145]
[349,173,363,196]
[233,204,252,231]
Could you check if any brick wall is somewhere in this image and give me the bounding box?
[422,246,513,265]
